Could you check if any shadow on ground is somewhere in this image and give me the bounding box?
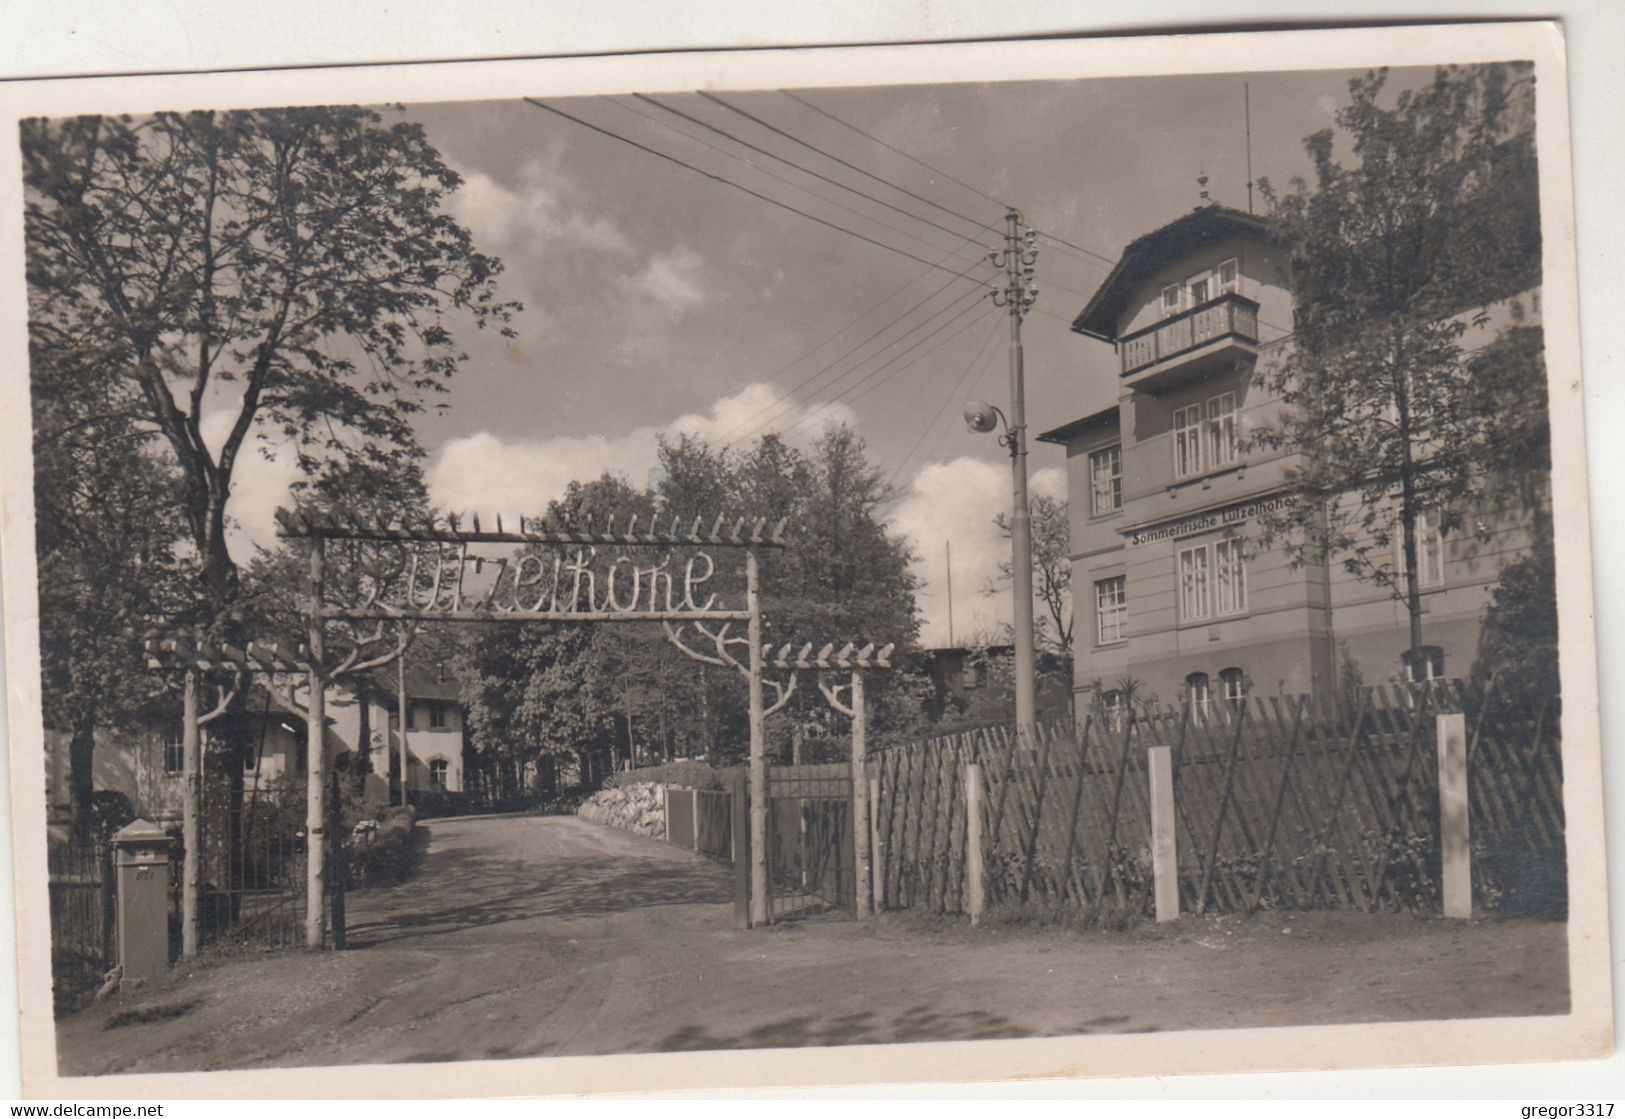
[650,1007,1155,1051]
[344,835,732,946]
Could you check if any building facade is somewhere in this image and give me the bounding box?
[1040,204,1539,724]
[46,662,468,831]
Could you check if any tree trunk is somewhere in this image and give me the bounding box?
[67,708,98,843]
[355,677,372,776]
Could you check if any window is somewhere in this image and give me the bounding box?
[1205,393,1237,469]
[429,704,447,730]
[1186,272,1211,306]
[429,758,449,789]
[1089,444,1122,515]
[1220,667,1247,709]
[1180,539,1247,622]
[1161,283,1182,314]
[1175,392,1240,479]
[1173,404,1205,477]
[1396,509,1445,588]
[1215,538,1248,615]
[1179,545,1210,621]
[1186,672,1211,722]
[406,705,418,731]
[1402,646,1446,683]
[1216,258,1239,295]
[163,732,184,776]
[1095,576,1127,645]
[1100,690,1126,732]
[243,747,258,773]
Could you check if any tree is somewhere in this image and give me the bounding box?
[23,106,517,628]
[989,493,1072,652]
[30,337,190,838]
[1251,64,1544,679]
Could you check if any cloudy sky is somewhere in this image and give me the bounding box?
[223,65,1432,647]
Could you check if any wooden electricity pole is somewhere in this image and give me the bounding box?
[746,545,769,926]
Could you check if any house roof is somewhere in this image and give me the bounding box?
[1072,205,1269,342]
[365,662,462,704]
[1036,403,1120,446]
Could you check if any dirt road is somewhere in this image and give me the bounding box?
[57,814,1569,1076]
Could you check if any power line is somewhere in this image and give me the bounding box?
[1037,230,1118,269]
[716,255,991,446]
[915,333,1004,473]
[778,89,1119,275]
[774,299,999,444]
[727,282,991,448]
[599,95,989,273]
[524,98,984,281]
[887,314,1004,488]
[703,90,1004,238]
[781,89,1012,213]
[635,93,987,253]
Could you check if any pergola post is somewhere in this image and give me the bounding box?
[305,537,328,950]
[180,668,201,959]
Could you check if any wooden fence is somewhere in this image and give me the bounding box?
[871,681,1564,918]
[665,786,734,860]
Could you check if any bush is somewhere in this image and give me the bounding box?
[348,812,421,886]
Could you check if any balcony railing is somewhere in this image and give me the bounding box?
[1120,292,1260,376]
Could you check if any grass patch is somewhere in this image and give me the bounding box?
[104,997,201,1030]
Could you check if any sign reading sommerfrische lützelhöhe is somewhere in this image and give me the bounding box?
[1125,495,1289,548]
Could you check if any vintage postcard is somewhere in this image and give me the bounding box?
[0,20,1607,1098]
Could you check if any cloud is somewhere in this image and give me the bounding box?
[618,246,707,312]
[426,383,858,519]
[447,158,633,258]
[892,458,1066,649]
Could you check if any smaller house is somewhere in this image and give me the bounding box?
[45,661,469,830]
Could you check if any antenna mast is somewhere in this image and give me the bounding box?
[945,540,955,647]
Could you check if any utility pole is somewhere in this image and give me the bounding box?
[945,540,955,648]
[992,208,1040,730]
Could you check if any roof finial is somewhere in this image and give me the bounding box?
[1197,169,1211,208]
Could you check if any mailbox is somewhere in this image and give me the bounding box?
[111,819,175,991]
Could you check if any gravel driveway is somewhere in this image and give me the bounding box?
[55,813,1570,1076]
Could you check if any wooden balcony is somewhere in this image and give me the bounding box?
[1120,293,1260,389]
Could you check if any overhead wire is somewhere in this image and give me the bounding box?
[726,281,992,448]
[599,95,991,272]
[702,91,1005,239]
[715,253,992,446]
[886,313,1005,489]
[773,297,1000,444]
[780,89,1012,212]
[524,97,987,280]
[778,89,1120,272]
[634,93,989,252]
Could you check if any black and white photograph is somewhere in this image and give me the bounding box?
[0,21,1608,1098]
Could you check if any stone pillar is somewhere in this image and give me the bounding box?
[112,819,176,991]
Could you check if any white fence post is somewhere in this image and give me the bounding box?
[1148,744,1179,922]
[964,761,985,925]
[1437,711,1471,918]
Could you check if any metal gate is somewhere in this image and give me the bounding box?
[765,762,855,917]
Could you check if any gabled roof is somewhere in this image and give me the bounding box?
[365,663,462,704]
[1072,205,1269,343]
